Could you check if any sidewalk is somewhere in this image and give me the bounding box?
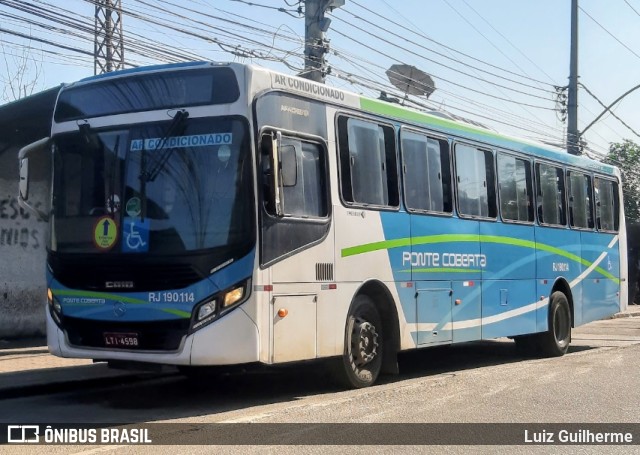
[611,303,640,319]
[1,305,640,397]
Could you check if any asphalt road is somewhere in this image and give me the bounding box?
[1,316,639,454]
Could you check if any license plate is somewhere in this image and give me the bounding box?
[104,332,139,348]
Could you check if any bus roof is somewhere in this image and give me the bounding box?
[262,64,617,176]
[59,61,617,176]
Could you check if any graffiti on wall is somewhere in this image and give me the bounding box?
[0,196,44,250]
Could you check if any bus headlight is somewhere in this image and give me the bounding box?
[190,279,250,333]
[47,288,63,326]
[222,286,244,308]
[197,299,217,321]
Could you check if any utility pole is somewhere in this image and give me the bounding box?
[302,0,344,83]
[567,0,580,155]
[94,0,124,75]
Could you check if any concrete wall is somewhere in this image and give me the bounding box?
[0,88,58,339]
[0,146,49,338]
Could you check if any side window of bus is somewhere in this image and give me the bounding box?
[401,131,452,213]
[497,153,534,223]
[281,137,327,217]
[594,177,620,232]
[260,133,327,218]
[535,163,566,226]
[567,171,594,229]
[454,143,497,218]
[337,116,399,208]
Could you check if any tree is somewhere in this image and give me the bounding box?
[0,41,43,103]
[604,139,640,223]
[606,140,640,305]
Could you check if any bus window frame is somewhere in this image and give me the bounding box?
[566,167,596,231]
[533,159,568,229]
[452,140,498,221]
[335,112,400,212]
[398,126,454,218]
[593,175,621,234]
[256,126,333,268]
[496,150,535,226]
[258,126,332,223]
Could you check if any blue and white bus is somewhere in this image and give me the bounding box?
[18,62,626,388]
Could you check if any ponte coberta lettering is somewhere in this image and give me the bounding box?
[403,251,487,268]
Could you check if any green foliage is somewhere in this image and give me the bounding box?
[605,140,640,223]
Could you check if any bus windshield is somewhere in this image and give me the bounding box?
[51,116,253,256]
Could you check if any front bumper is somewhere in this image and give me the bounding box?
[47,305,260,366]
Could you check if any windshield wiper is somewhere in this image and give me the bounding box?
[108,135,120,215]
[78,121,116,217]
[140,109,189,183]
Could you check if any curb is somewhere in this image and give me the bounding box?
[612,312,640,319]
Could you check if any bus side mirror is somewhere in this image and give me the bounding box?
[18,137,50,222]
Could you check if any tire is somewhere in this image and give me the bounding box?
[333,295,383,389]
[536,291,571,357]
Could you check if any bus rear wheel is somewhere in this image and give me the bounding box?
[333,295,383,389]
[537,291,571,357]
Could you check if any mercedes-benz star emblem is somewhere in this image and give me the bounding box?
[113,301,127,317]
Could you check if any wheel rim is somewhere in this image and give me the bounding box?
[350,316,379,368]
[553,303,570,347]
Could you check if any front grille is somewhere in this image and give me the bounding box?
[63,316,190,351]
[49,255,205,291]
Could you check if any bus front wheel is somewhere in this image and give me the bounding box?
[537,291,571,357]
[333,295,383,389]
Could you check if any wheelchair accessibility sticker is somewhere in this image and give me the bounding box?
[122,217,150,253]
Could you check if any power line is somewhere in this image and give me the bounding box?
[369,0,560,142]
[329,49,565,142]
[623,0,640,18]
[459,0,557,84]
[580,83,640,139]
[441,0,554,89]
[329,25,556,111]
[331,0,568,143]
[329,67,567,142]
[350,0,555,88]
[331,7,555,98]
[579,4,640,61]
[227,0,302,18]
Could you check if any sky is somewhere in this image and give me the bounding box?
[1,0,639,158]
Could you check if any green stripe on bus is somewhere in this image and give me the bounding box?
[341,234,620,284]
[161,308,191,318]
[360,98,503,141]
[53,289,193,318]
[358,97,617,175]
